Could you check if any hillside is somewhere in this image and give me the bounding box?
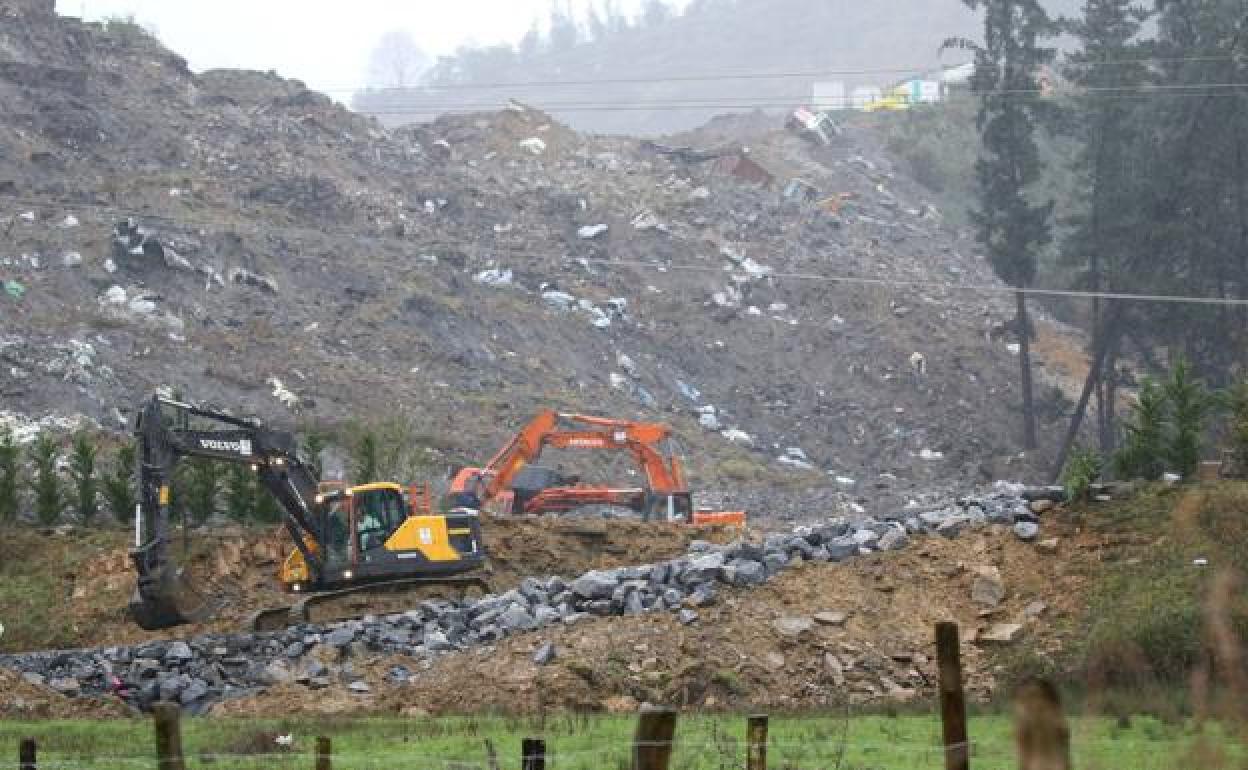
[357,0,1085,135]
[0,0,1085,519]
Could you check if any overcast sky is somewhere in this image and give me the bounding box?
[60,1,690,98]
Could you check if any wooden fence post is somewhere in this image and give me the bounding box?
[18,738,36,770]
[152,703,186,770]
[315,736,332,770]
[747,714,768,770]
[521,738,547,770]
[633,707,677,770]
[936,622,970,770]
[1014,679,1071,770]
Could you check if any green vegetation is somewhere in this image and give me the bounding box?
[1074,483,1248,694]
[68,432,99,525]
[28,434,62,526]
[1060,445,1103,502]
[184,459,223,524]
[0,428,17,522]
[1230,379,1248,476]
[1114,361,1214,481]
[0,712,1243,770]
[351,431,380,485]
[102,444,137,525]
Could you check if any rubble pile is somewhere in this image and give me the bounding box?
[0,1,1086,516]
[0,484,1056,714]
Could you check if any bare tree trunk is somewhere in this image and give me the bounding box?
[1017,290,1038,450]
[1051,309,1121,483]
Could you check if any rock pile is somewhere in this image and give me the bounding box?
[0,485,1054,713]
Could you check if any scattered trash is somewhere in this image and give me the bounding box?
[919,449,945,460]
[3,280,25,300]
[519,137,546,155]
[542,290,575,310]
[60,214,79,228]
[473,268,513,288]
[577,224,609,240]
[227,267,279,294]
[62,252,83,268]
[268,378,301,410]
[721,428,753,445]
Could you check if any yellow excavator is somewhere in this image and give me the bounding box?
[127,394,487,631]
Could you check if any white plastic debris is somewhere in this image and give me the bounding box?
[747,306,762,316]
[740,258,773,278]
[778,455,814,470]
[103,258,117,274]
[60,214,79,228]
[721,429,754,446]
[267,377,300,410]
[698,412,721,431]
[275,735,294,748]
[616,353,638,378]
[785,447,809,461]
[472,268,513,287]
[1163,472,1181,486]
[578,224,609,240]
[833,475,856,487]
[101,286,127,305]
[1006,343,1021,355]
[631,210,661,231]
[542,290,576,310]
[18,211,35,222]
[609,373,629,389]
[62,252,83,268]
[919,449,945,460]
[519,137,547,155]
[1193,558,1209,567]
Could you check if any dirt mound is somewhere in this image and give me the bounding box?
[1,516,729,653]
[213,522,1100,717]
[0,667,130,719]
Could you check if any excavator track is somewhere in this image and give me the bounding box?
[246,574,491,632]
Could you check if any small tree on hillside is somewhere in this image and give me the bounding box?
[1163,358,1212,479]
[0,429,18,523]
[353,430,380,484]
[184,460,222,524]
[103,444,137,525]
[1230,378,1248,476]
[28,434,63,526]
[68,432,99,525]
[1114,378,1168,480]
[224,463,258,522]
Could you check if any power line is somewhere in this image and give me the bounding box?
[317,54,1245,94]
[4,194,1246,309]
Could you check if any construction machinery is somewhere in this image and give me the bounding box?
[128,394,487,631]
[446,410,746,526]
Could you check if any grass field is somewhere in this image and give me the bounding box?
[1,711,1243,770]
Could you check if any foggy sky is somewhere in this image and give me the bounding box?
[61,0,690,98]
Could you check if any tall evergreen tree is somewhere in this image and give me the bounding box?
[68,432,99,525]
[1063,0,1152,453]
[952,0,1057,450]
[28,434,63,526]
[102,444,137,525]
[0,429,18,523]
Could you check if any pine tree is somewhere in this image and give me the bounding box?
[68,432,99,525]
[103,444,137,525]
[28,434,63,526]
[184,460,222,524]
[0,429,18,523]
[1113,377,1167,480]
[224,463,258,522]
[353,431,380,484]
[1163,358,1211,479]
[952,0,1057,450]
[1062,0,1152,453]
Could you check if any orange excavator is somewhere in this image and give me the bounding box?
[446,410,744,526]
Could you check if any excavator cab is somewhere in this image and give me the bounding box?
[279,482,484,593]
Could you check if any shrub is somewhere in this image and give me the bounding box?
[68,432,99,524]
[1163,358,1212,478]
[184,460,222,524]
[1060,445,1103,502]
[352,431,380,484]
[28,434,63,526]
[1113,377,1167,480]
[0,429,18,523]
[103,444,137,525]
[224,464,257,522]
[1229,379,1248,476]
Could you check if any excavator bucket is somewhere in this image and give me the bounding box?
[128,545,221,630]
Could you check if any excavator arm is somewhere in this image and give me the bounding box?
[129,394,324,630]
